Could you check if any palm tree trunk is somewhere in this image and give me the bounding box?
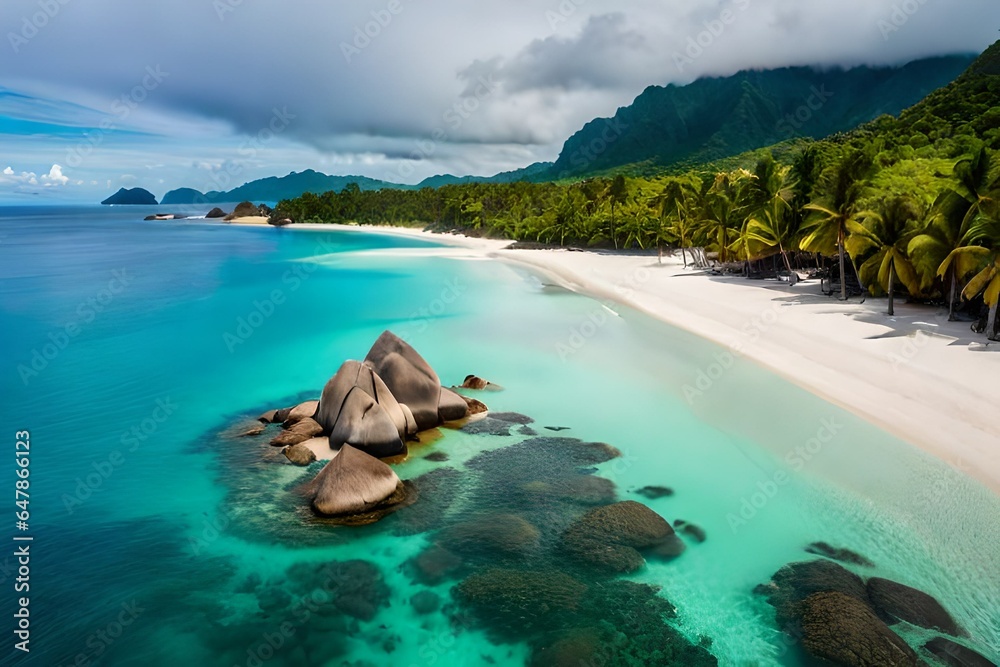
[779,243,793,274]
[680,247,687,267]
[611,203,617,250]
[988,298,1000,341]
[947,267,958,321]
[838,237,847,301]
[887,264,895,316]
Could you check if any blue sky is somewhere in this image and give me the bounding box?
[1,0,998,204]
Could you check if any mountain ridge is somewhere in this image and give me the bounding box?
[111,52,979,206]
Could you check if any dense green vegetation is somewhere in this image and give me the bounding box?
[275,41,1000,339]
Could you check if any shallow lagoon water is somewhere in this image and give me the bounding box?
[1,208,997,666]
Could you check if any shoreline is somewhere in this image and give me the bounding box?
[288,222,1000,493]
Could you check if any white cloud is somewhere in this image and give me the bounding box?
[3,167,12,175]
[41,164,69,186]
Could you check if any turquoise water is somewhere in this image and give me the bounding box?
[1,207,997,666]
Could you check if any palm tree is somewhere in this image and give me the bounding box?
[696,171,749,265]
[652,178,698,265]
[741,156,799,272]
[910,147,1000,320]
[606,174,628,249]
[800,149,877,300]
[952,200,1000,339]
[846,196,922,316]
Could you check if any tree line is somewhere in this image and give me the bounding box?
[274,138,1000,339]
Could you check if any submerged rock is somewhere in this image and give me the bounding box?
[674,519,707,543]
[234,422,266,437]
[636,485,674,499]
[409,544,463,585]
[529,629,603,667]
[307,445,402,520]
[454,568,588,639]
[560,501,676,573]
[461,415,512,436]
[410,590,440,615]
[923,637,997,667]
[285,559,389,622]
[806,541,875,567]
[756,559,869,632]
[490,412,534,424]
[424,451,449,462]
[461,417,513,436]
[799,592,917,667]
[867,577,965,636]
[437,513,541,560]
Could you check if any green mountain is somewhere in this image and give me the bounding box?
[160,170,402,204]
[158,162,557,206]
[415,162,553,188]
[858,41,1000,147]
[101,187,157,205]
[548,54,976,178]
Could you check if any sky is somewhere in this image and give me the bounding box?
[1,0,997,203]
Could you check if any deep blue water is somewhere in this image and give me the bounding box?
[1,206,997,666]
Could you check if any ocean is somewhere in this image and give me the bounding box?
[1,206,997,666]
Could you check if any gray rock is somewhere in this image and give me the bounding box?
[364,331,442,431]
[439,387,469,422]
[308,445,400,517]
[283,443,317,466]
[329,387,406,458]
[314,360,407,458]
[284,400,319,425]
[269,417,323,447]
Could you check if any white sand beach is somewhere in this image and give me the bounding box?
[291,223,1000,493]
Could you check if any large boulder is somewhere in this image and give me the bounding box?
[328,387,405,458]
[307,445,401,518]
[314,360,408,458]
[364,331,442,430]
[867,577,965,636]
[799,592,918,666]
[206,207,227,218]
[438,387,469,422]
[561,501,676,573]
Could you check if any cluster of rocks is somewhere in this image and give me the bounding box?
[223,201,273,221]
[756,557,995,666]
[251,331,482,524]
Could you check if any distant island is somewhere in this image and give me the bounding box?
[101,187,158,205]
